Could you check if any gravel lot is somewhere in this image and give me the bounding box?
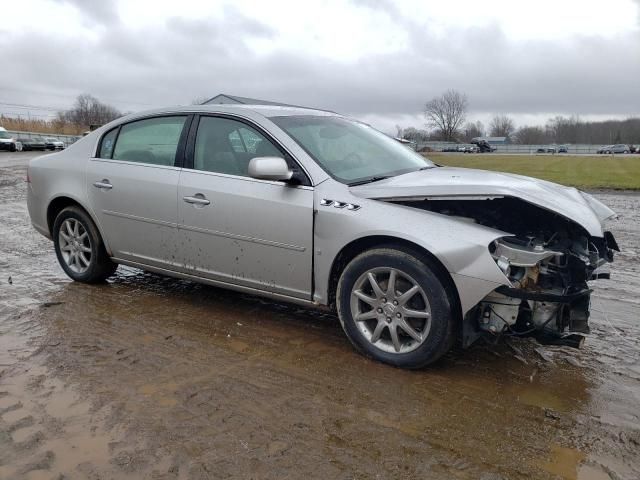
[1,151,639,479]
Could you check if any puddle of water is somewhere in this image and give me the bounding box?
[43,424,112,475]
[541,445,620,480]
[577,464,611,480]
[44,383,90,419]
[542,444,586,480]
[0,333,31,365]
[507,382,572,412]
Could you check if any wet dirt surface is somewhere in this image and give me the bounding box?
[1,152,639,479]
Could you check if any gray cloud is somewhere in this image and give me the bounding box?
[1,1,639,130]
[54,0,120,26]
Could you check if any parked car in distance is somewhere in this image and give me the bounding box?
[610,144,631,154]
[0,127,20,152]
[537,146,558,153]
[557,145,568,153]
[598,144,630,154]
[44,137,65,150]
[470,138,494,153]
[26,104,618,369]
[18,137,47,151]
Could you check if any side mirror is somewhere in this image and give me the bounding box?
[248,156,293,181]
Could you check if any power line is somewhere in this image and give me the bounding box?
[0,101,63,112]
[0,86,157,107]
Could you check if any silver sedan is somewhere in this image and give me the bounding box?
[27,104,618,368]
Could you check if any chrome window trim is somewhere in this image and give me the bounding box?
[93,111,316,184]
[88,157,183,172]
[93,114,190,164]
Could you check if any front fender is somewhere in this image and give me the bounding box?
[313,191,510,313]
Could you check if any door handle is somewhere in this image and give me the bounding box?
[183,194,210,206]
[93,179,113,190]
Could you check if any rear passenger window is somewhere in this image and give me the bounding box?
[99,128,118,158]
[112,116,186,166]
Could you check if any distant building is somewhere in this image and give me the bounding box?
[202,93,312,109]
[474,136,509,145]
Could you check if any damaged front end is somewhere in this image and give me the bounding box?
[477,233,614,347]
[392,196,619,348]
[351,166,620,349]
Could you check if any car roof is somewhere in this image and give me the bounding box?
[116,103,340,125]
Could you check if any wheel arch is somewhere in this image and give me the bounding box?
[46,196,112,255]
[327,235,462,325]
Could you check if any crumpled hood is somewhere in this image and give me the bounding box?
[350,167,615,236]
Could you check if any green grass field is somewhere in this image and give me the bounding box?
[426,154,640,190]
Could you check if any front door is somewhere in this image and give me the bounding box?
[177,115,314,299]
[87,115,188,268]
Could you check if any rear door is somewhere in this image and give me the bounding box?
[176,115,314,299]
[87,115,190,268]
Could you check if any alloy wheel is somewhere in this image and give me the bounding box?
[58,218,92,274]
[350,267,432,354]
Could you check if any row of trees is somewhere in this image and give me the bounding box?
[1,95,123,135]
[405,89,640,145]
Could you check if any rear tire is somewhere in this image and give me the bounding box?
[336,247,454,368]
[53,206,117,283]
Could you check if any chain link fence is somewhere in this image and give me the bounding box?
[417,142,628,154]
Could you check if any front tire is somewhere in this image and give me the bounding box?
[53,206,117,283]
[336,248,454,368]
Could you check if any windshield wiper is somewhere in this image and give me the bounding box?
[347,175,393,187]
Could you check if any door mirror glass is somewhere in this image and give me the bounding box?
[248,157,293,181]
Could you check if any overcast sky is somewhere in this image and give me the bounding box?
[2,0,639,133]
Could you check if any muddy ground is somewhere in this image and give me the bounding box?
[0,152,639,479]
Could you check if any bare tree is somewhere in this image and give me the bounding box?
[424,89,468,141]
[64,94,121,127]
[462,120,484,142]
[514,126,548,145]
[401,127,430,143]
[489,115,515,138]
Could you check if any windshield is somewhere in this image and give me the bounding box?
[0,131,11,139]
[270,115,433,184]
